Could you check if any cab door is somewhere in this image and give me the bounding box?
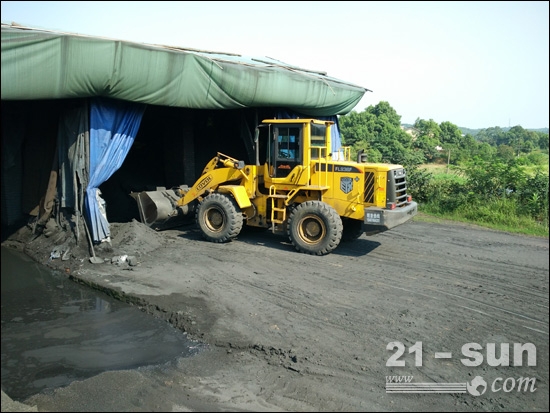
[272,125,302,178]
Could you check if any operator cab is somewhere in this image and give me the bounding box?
[255,119,332,180]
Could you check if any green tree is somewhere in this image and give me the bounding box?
[507,125,527,156]
[368,101,402,127]
[440,121,463,146]
[476,126,507,146]
[537,132,549,151]
[340,101,417,165]
[412,118,441,162]
[337,110,375,147]
[470,141,496,161]
[497,144,515,161]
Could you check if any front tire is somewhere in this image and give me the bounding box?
[287,201,343,255]
[196,193,243,243]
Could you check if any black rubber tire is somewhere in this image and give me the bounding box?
[341,217,364,242]
[195,193,243,243]
[287,201,343,256]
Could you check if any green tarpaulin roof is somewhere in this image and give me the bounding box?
[1,23,369,116]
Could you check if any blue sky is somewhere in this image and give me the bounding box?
[1,1,548,129]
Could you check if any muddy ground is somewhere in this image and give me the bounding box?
[1,215,548,412]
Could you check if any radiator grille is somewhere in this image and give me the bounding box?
[390,168,409,207]
[363,169,409,207]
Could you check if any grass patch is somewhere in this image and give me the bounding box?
[416,162,548,238]
[416,205,548,238]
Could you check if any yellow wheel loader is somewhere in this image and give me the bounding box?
[132,119,417,256]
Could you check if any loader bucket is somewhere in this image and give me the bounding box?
[130,187,192,230]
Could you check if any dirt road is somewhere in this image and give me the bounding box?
[3,217,549,412]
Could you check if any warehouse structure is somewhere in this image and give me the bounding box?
[1,22,369,243]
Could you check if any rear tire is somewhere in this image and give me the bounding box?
[287,201,342,255]
[196,193,243,243]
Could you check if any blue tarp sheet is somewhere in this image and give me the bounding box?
[85,97,146,242]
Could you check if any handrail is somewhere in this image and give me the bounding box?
[309,146,328,187]
[340,146,351,161]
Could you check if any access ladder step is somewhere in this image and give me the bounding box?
[270,198,287,227]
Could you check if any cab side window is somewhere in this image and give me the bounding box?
[310,123,327,159]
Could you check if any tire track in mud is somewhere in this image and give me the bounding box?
[241,226,546,380]
[159,220,549,412]
[197,245,396,380]
[198,224,549,346]
[330,248,549,341]
[200,222,547,328]
[351,226,548,308]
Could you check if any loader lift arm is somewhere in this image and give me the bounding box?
[176,152,249,208]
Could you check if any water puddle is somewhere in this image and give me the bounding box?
[1,246,203,401]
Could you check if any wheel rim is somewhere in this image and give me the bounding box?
[204,207,225,232]
[297,214,326,245]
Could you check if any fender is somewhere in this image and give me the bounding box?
[218,185,252,208]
